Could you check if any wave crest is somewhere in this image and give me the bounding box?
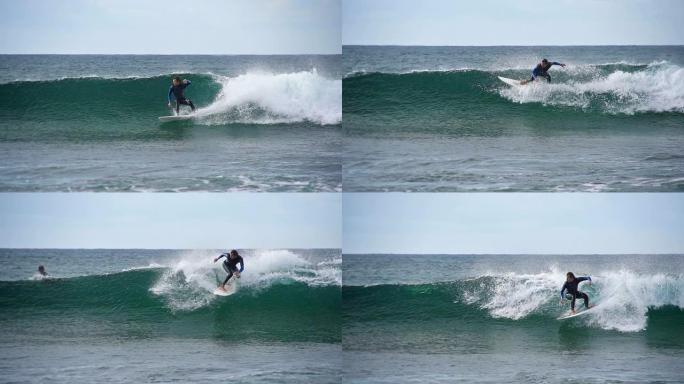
[194,70,341,125]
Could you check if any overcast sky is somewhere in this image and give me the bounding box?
[343,193,684,254]
[343,0,684,46]
[0,0,340,54]
[0,194,341,249]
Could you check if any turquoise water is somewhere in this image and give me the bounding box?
[0,55,342,191]
[0,249,341,383]
[343,46,684,191]
[343,254,684,383]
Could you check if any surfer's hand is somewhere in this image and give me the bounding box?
[213,258,218,263]
[167,102,172,108]
[560,63,566,67]
[235,272,241,278]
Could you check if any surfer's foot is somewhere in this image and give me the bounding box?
[571,310,576,314]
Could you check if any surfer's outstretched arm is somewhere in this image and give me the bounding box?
[577,276,591,284]
[213,253,228,263]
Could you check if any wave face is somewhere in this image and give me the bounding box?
[0,250,341,343]
[0,70,340,138]
[344,63,684,127]
[344,270,683,335]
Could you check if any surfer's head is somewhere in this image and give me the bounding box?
[172,76,181,86]
[37,265,46,275]
[229,249,239,259]
[566,272,576,282]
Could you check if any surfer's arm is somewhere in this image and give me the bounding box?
[213,253,228,263]
[183,79,191,87]
[238,259,244,272]
[560,283,567,299]
[167,86,173,103]
[551,62,566,67]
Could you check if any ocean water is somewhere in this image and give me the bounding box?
[0,55,341,191]
[0,249,341,383]
[343,46,684,191]
[343,254,684,383]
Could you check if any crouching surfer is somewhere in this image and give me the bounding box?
[560,272,593,314]
[213,250,244,291]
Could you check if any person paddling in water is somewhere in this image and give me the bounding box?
[167,76,196,114]
[521,58,566,84]
[213,250,244,291]
[560,272,592,314]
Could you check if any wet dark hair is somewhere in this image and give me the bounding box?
[230,249,239,257]
[566,272,576,279]
[542,58,549,63]
[173,76,181,82]
[38,265,45,271]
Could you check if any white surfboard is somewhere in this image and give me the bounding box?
[158,114,194,122]
[213,283,237,296]
[498,76,523,87]
[557,304,598,320]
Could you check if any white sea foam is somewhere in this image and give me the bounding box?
[193,70,341,125]
[149,249,340,311]
[499,62,684,114]
[465,267,683,332]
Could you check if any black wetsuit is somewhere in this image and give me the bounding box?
[530,62,561,83]
[217,253,244,286]
[168,80,196,113]
[560,276,591,310]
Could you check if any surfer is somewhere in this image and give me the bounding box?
[37,265,48,277]
[213,250,244,291]
[560,272,592,314]
[167,76,196,114]
[520,59,566,84]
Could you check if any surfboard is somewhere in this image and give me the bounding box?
[557,304,598,320]
[213,283,236,296]
[158,114,194,122]
[498,76,523,87]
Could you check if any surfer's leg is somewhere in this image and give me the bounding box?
[570,294,577,311]
[175,100,180,114]
[222,270,233,286]
[579,292,589,308]
[188,99,196,111]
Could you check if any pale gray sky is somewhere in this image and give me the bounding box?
[1,0,340,54]
[0,193,341,249]
[343,193,684,254]
[343,0,684,46]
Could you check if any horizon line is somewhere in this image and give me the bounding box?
[343,44,684,47]
[343,252,683,256]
